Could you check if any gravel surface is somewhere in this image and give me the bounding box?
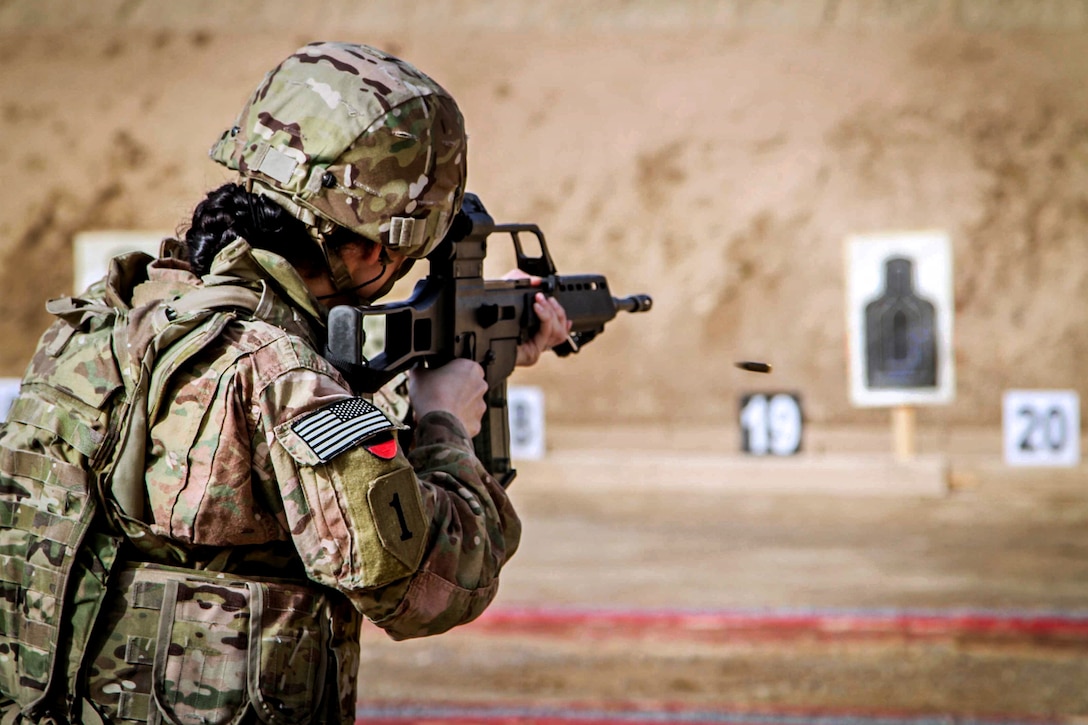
[357,460,1088,719]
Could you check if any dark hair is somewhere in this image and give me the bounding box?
[181,183,328,278]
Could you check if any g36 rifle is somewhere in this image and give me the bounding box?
[325,193,652,487]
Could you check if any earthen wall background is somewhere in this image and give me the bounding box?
[2,0,1087,428]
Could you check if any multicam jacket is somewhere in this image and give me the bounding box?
[0,238,521,724]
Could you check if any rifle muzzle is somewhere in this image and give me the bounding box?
[614,294,653,313]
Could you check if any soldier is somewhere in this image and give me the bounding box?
[0,42,568,724]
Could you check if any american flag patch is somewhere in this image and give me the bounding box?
[291,397,396,462]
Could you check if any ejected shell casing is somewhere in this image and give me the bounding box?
[735,361,773,374]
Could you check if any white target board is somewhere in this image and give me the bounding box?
[1003,390,1080,467]
[846,231,955,408]
[74,231,167,294]
[0,378,20,422]
[507,385,546,460]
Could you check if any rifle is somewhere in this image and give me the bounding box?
[325,193,652,487]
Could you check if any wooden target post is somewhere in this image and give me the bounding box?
[845,232,955,463]
[892,405,916,461]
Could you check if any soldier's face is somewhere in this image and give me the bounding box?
[350,248,411,303]
[306,242,411,307]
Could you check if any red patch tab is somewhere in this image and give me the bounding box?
[365,436,398,460]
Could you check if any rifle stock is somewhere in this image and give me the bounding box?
[325,193,651,486]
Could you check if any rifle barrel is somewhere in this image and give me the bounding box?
[614,294,653,313]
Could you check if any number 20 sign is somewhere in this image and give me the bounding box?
[1003,390,1080,467]
[739,393,803,456]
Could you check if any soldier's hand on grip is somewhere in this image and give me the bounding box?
[408,358,489,437]
[518,291,572,367]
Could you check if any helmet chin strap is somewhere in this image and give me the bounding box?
[307,217,389,302]
[315,260,388,302]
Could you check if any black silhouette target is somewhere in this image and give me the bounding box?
[847,233,954,407]
[864,256,938,389]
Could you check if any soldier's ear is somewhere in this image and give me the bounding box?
[337,238,384,269]
[359,239,384,265]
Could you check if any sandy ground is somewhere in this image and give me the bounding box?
[355,441,1088,720]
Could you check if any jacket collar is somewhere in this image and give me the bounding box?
[133,238,329,347]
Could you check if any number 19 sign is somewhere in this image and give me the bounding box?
[740,393,803,456]
[1003,390,1080,467]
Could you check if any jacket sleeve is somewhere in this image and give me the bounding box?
[261,360,521,641]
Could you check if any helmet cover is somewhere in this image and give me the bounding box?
[210,42,467,259]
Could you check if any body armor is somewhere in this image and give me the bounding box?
[0,248,358,724]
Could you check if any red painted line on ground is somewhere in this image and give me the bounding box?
[357,700,1061,725]
[467,606,1088,641]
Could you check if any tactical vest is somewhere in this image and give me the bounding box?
[0,250,358,724]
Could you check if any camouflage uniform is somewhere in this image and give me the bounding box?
[0,42,520,725]
[0,239,520,725]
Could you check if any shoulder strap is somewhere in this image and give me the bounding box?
[169,284,266,318]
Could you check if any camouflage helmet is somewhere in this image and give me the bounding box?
[210,42,467,265]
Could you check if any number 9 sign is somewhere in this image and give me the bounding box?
[1002,390,1080,467]
[740,393,803,456]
